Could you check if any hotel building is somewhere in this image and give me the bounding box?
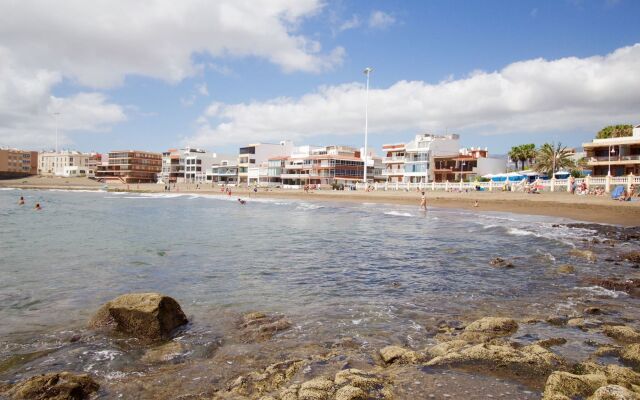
[583,124,640,176]
[38,150,93,177]
[270,145,383,188]
[0,148,38,179]
[382,134,460,183]
[96,150,162,183]
[238,141,294,184]
[432,148,505,182]
[161,148,236,183]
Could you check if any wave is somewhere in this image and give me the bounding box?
[384,211,413,217]
[575,286,627,299]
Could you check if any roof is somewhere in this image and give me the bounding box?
[583,137,640,147]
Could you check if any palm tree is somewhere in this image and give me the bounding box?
[520,143,537,169]
[508,146,524,170]
[534,142,575,177]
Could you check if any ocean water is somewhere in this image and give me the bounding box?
[1,188,638,398]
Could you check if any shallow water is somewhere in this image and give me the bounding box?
[1,189,639,398]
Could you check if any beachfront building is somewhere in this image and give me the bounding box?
[583,124,640,176]
[272,145,381,188]
[207,160,238,184]
[382,134,461,183]
[0,148,38,179]
[161,149,183,183]
[238,141,294,185]
[38,150,95,177]
[95,150,162,183]
[432,147,505,182]
[161,148,236,183]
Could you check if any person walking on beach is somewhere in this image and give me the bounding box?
[420,191,427,211]
[473,200,479,208]
[18,196,25,205]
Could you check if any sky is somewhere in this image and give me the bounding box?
[1,0,639,156]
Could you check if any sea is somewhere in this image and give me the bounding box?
[0,188,638,399]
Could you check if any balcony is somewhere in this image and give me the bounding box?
[382,170,404,175]
[281,173,310,179]
[382,157,406,163]
[588,155,640,164]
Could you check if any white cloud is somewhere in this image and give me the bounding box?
[0,50,125,149]
[368,11,396,29]
[339,15,361,32]
[197,83,209,97]
[0,0,340,148]
[187,44,640,147]
[0,0,342,89]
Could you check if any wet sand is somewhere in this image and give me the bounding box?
[2,176,639,226]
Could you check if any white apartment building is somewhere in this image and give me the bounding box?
[38,150,94,177]
[161,147,235,183]
[238,141,294,184]
[382,134,461,183]
[207,159,238,184]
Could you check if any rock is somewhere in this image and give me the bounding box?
[594,346,622,357]
[379,345,417,364]
[426,343,565,376]
[543,371,608,400]
[334,369,383,391]
[589,384,639,399]
[229,359,305,396]
[464,317,518,336]
[570,249,597,262]
[240,312,292,342]
[603,326,640,343]
[623,252,640,264]
[141,341,185,363]
[88,293,187,341]
[6,372,99,400]
[568,318,603,330]
[586,279,640,296]
[298,377,335,399]
[585,307,604,315]
[620,344,640,370]
[334,385,366,400]
[536,338,568,348]
[547,316,569,326]
[426,340,468,357]
[557,264,576,274]
[489,257,515,268]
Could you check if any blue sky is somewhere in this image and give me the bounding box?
[1,0,639,155]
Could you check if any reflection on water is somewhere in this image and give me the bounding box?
[0,189,639,398]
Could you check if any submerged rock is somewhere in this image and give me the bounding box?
[489,257,515,268]
[536,338,568,349]
[6,372,99,400]
[228,359,305,397]
[569,249,597,262]
[425,343,564,376]
[240,311,292,342]
[622,252,640,265]
[586,278,640,297]
[464,317,518,336]
[88,292,188,341]
[557,264,576,274]
[603,326,640,343]
[141,341,186,363]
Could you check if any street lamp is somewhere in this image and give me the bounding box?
[362,67,373,189]
[52,112,61,152]
[608,145,616,176]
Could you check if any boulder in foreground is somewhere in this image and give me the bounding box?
[6,372,99,400]
[88,293,187,341]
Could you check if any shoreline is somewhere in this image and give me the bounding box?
[2,177,639,226]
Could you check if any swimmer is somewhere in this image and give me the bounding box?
[420,191,427,211]
[18,196,25,205]
[237,198,246,205]
[34,203,42,210]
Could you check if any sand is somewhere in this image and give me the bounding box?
[2,176,639,226]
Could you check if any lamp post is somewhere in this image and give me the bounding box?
[608,145,616,176]
[52,112,61,152]
[362,67,373,189]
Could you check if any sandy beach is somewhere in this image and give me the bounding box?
[2,176,639,226]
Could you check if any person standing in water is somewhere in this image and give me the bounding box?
[420,191,427,211]
[18,196,25,205]
[34,203,42,210]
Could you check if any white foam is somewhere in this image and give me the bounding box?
[0,187,16,191]
[384,211,412,217]
[575,286,627,299]
[507,228,537,236]
[296,203,324,211]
